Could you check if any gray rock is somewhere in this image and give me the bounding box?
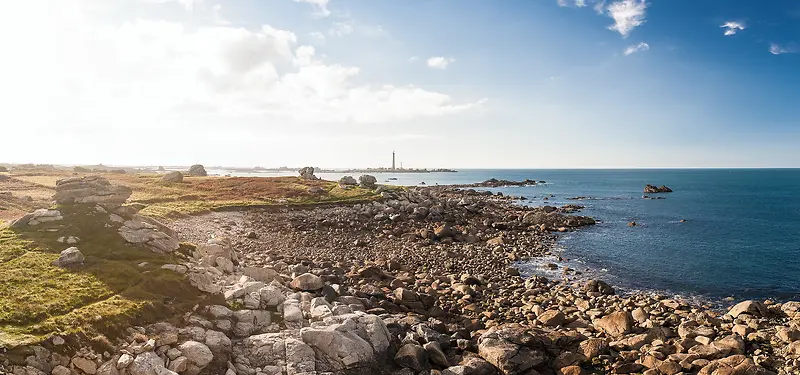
[52,247,85,267]
[299,167,317,180]
[359,175,378,189]
[72,357,97,375]
[424,341,449,367]
[128,352,165,375]
[339,176,357,187]
[160,171,183,183]
[178,341,213,375]
[187,165,207,177]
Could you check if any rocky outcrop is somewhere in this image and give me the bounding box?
[54,176,132,209]
[359,175,377,189]
[118,215,180,254]
[644,184,673,193]
[10,209,63,228]
[160,171,183,183]
[299,167,317,180]
[187,165,207,177]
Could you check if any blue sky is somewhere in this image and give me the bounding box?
[1,0,799,168]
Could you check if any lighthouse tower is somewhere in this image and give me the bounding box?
[392,151,396,171]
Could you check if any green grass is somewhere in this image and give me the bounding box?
[0,205,213,349]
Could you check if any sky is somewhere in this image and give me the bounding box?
[1,0,799,169]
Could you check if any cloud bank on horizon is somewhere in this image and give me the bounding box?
[1,0,799,168]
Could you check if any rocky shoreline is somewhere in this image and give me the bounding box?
[2,177,800,375]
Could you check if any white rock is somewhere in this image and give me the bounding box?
[117,354,134,369]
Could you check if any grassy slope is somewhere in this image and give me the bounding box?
[0,205,212,349]
[0,170,382,349]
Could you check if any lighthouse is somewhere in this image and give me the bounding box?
[392,151,396,171]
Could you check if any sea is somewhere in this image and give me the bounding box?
[211,168,800,303]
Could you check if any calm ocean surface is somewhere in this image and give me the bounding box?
[216,168,800,301]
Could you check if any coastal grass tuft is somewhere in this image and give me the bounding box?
[0,205,211,349]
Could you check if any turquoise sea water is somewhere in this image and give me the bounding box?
[215,168,800,301]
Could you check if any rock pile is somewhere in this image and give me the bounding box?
[188,165,208,177]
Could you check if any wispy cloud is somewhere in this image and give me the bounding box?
[309,31,326,41]
[770,43,798,55]
[293,0,330,18]
[329,21,353,37]
[427,57,456,69]
[721,21,745,36]
[606,0,647,37]
[557,0,589,7]
[624,42,649,55]
[409,56,419,62]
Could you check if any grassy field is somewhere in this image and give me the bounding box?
[0,168,382,350]
[2,169,382,222]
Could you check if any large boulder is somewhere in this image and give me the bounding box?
[178,341,213,375]
[53,176,132,208]
[299,167,317,180]
[339,176,357,187]
[584,279,615,295]
[359,175,377,189]
[290,273,324,291]
[128,352,165,375]
[52,247,85,267]
[187,164,207,177]
[727,300,769,318]
[160,171,183,183]
[477,326,549,375]
[593,311,634,338]
[10,209,63,228]
[300,314,391,374]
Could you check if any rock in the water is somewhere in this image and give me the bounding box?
[290,273,324,291]
[584,279,615,295]
[299,167,317,180]
[644,184,673,193]
[359,175,378,189]
[54,176,132,208]
[160,171,183,183]
[187,164,207,177]
[52,247,85,267]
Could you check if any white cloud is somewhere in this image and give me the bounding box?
[593,0,607,14]
[558,0,589,7]
[606,0,647,37]
[624,42,649,55]
[770,43,798,55]
[427,57,456,69]
[140,0,201,11]
[575,0,587,7]
[329,21,354,37]
[293,0,330,18]
[0,4,482,136]
[721,21,745,36]
[557,0,569,6]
